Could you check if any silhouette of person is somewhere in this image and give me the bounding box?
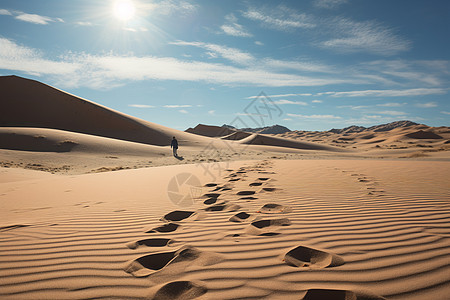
[171,136,178,157]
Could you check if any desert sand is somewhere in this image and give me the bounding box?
[0,76,449,299]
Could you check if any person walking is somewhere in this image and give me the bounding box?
[171,136,178,157]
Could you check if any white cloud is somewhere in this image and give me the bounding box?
[170,41,255,65]
[164,104,192,108]
[247,93,313,99]
[287,113,341,119]
[376,110,408,116]
[208,110,215,115]
[220,14,252,37]
[255,41,264,46]
[320,18,411,55]
[75,21,93,26]
[441,111,450,115]
[179,109,189,114]
[0,38,370,89]
[0,9,12,15]
[274,99,308,105]
[415,102,438,108]
[314,0,348,9]
[263,58,334,73]
[319,88,447,97]
[376,102,406,107]
[129,104,155,108]
[15,13,63,25]
[359,60,448,86]
[312,100,322,103]
[139,0,197,16]
[242,5,315,31]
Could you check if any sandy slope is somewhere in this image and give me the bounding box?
[0,159,448,299]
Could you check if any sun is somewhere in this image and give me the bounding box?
[113,0,136,21]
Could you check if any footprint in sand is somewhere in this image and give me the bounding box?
[228,178,240,182]
[246,218,291,235]
[148,281,207,300]
[237,190,256,196]
[302,289,385,300]
[204,183,218,187]
[205,202,241,212]
[284,245,344,269]
[146,223,180,233]
[262,187,277,192]
[249,182,263,186]
[161,210,195,222]
[229,212,252,223]
[257,203,291,214]
[203,193,221,199]
[203,197,218,205]
[127,238,175,249]
[258,177,270,181]
[239,196,258,200]
[124,246,223,277]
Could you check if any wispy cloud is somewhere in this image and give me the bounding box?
[274,99,308,105]
[220,14,252,37]
[254,41,264,46]
[242,5,315,31]
[319,18,411,55]
[415,102,438,108]
[164,104,192,108]
[0,38,380,89]
[376,102,406,107]
[170,41,255,65]
[312,100,322,103]
[0,9,12,15]
[75,21,94,26]
[129,104,155,108]
[208,110,215,115]
[15,12,63,25]
[313,0,348,9]
[441,111,450,115]
[318,88,447,97]
[247,93,312,99]
[179,109,189,113]
[287,113,341,119]
[139,0,197,16]
[376,110,408,116]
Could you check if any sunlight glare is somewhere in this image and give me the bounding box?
[113,0,135,21]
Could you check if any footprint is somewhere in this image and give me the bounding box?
[229,178,240,182]
[204,183,218,187]
[251,218,291,229]
[237,191,256,196]
[146,223,180,233]
[240,196,258,200]
[284,245,344,269]
[302,289,385,300]
[203,197,218,205]
[149,281,207,300]
[258,177,270,181]
[205,203,241,212]
[162,211,195,222]
[124,246,223,277]
[203,193,221,199]
[127,238,174,249]
[229,212,252,222]
[249,182,263,186]
[258,203,291,214]
[262,187,277,192]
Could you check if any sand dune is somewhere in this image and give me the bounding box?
[0,159,448,299]
[0,75,209,147]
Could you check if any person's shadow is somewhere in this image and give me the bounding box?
[174,154,184,160]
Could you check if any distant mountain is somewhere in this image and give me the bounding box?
[222,124,291,134]
[329,120,421,134]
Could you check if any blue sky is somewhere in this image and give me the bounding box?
[0,0,449,131]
